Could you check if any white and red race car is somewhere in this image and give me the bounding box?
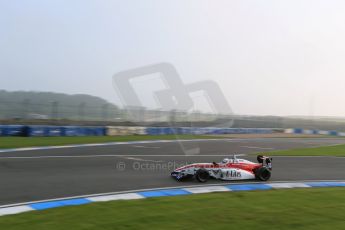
[171,155,272,182]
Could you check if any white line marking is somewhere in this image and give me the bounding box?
[0,139,234,153]
[240,146,275,150]
[121,157,163,163]
[132,145,160,149]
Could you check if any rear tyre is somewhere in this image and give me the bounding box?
[255,167,271,181]
[195,168,210,183]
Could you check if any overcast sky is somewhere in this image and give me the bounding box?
[1,0,345,116]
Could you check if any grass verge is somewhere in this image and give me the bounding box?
[0,135,224,149]
[268,144,345,157]
[0,188,344,230]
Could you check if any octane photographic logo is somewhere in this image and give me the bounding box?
[113,62,233,156]
[115,160,188,172]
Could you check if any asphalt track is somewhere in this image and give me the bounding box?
[0,138,345,206]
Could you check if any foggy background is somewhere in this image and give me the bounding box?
[1,0,345,116]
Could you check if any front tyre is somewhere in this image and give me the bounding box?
[195,168,210,183]
[255,167,271,181]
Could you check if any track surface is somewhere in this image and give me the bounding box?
[0,138,345,206]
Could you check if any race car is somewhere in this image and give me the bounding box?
[171,155,272,182]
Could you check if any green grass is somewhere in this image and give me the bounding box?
[0,188,344,230]
[269,144,345,157]
[0,135,223,149]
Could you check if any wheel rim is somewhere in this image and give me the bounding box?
[260,169,270,180]
[197,170,209,181]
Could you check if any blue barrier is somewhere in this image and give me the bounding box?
[61,126,106,137]
[293,128,303,134]
[2,126,341,137]
[200,128,273,135]
[61,126,81,136]
[1,125,276,137]
[26,126,65,137]
[288,128,344,137]
[143,127,274,135]
[179,127,191,135]
[0,125,26,136]
[145,127,158,135]
[329,131,338,136]
[24,126,106,137]
[47,126,63,136]
[27,126,49,137]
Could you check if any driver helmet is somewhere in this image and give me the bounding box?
[221,158,230,164]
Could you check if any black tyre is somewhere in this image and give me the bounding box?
[255,167,271,181]
[195,168,210,183]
